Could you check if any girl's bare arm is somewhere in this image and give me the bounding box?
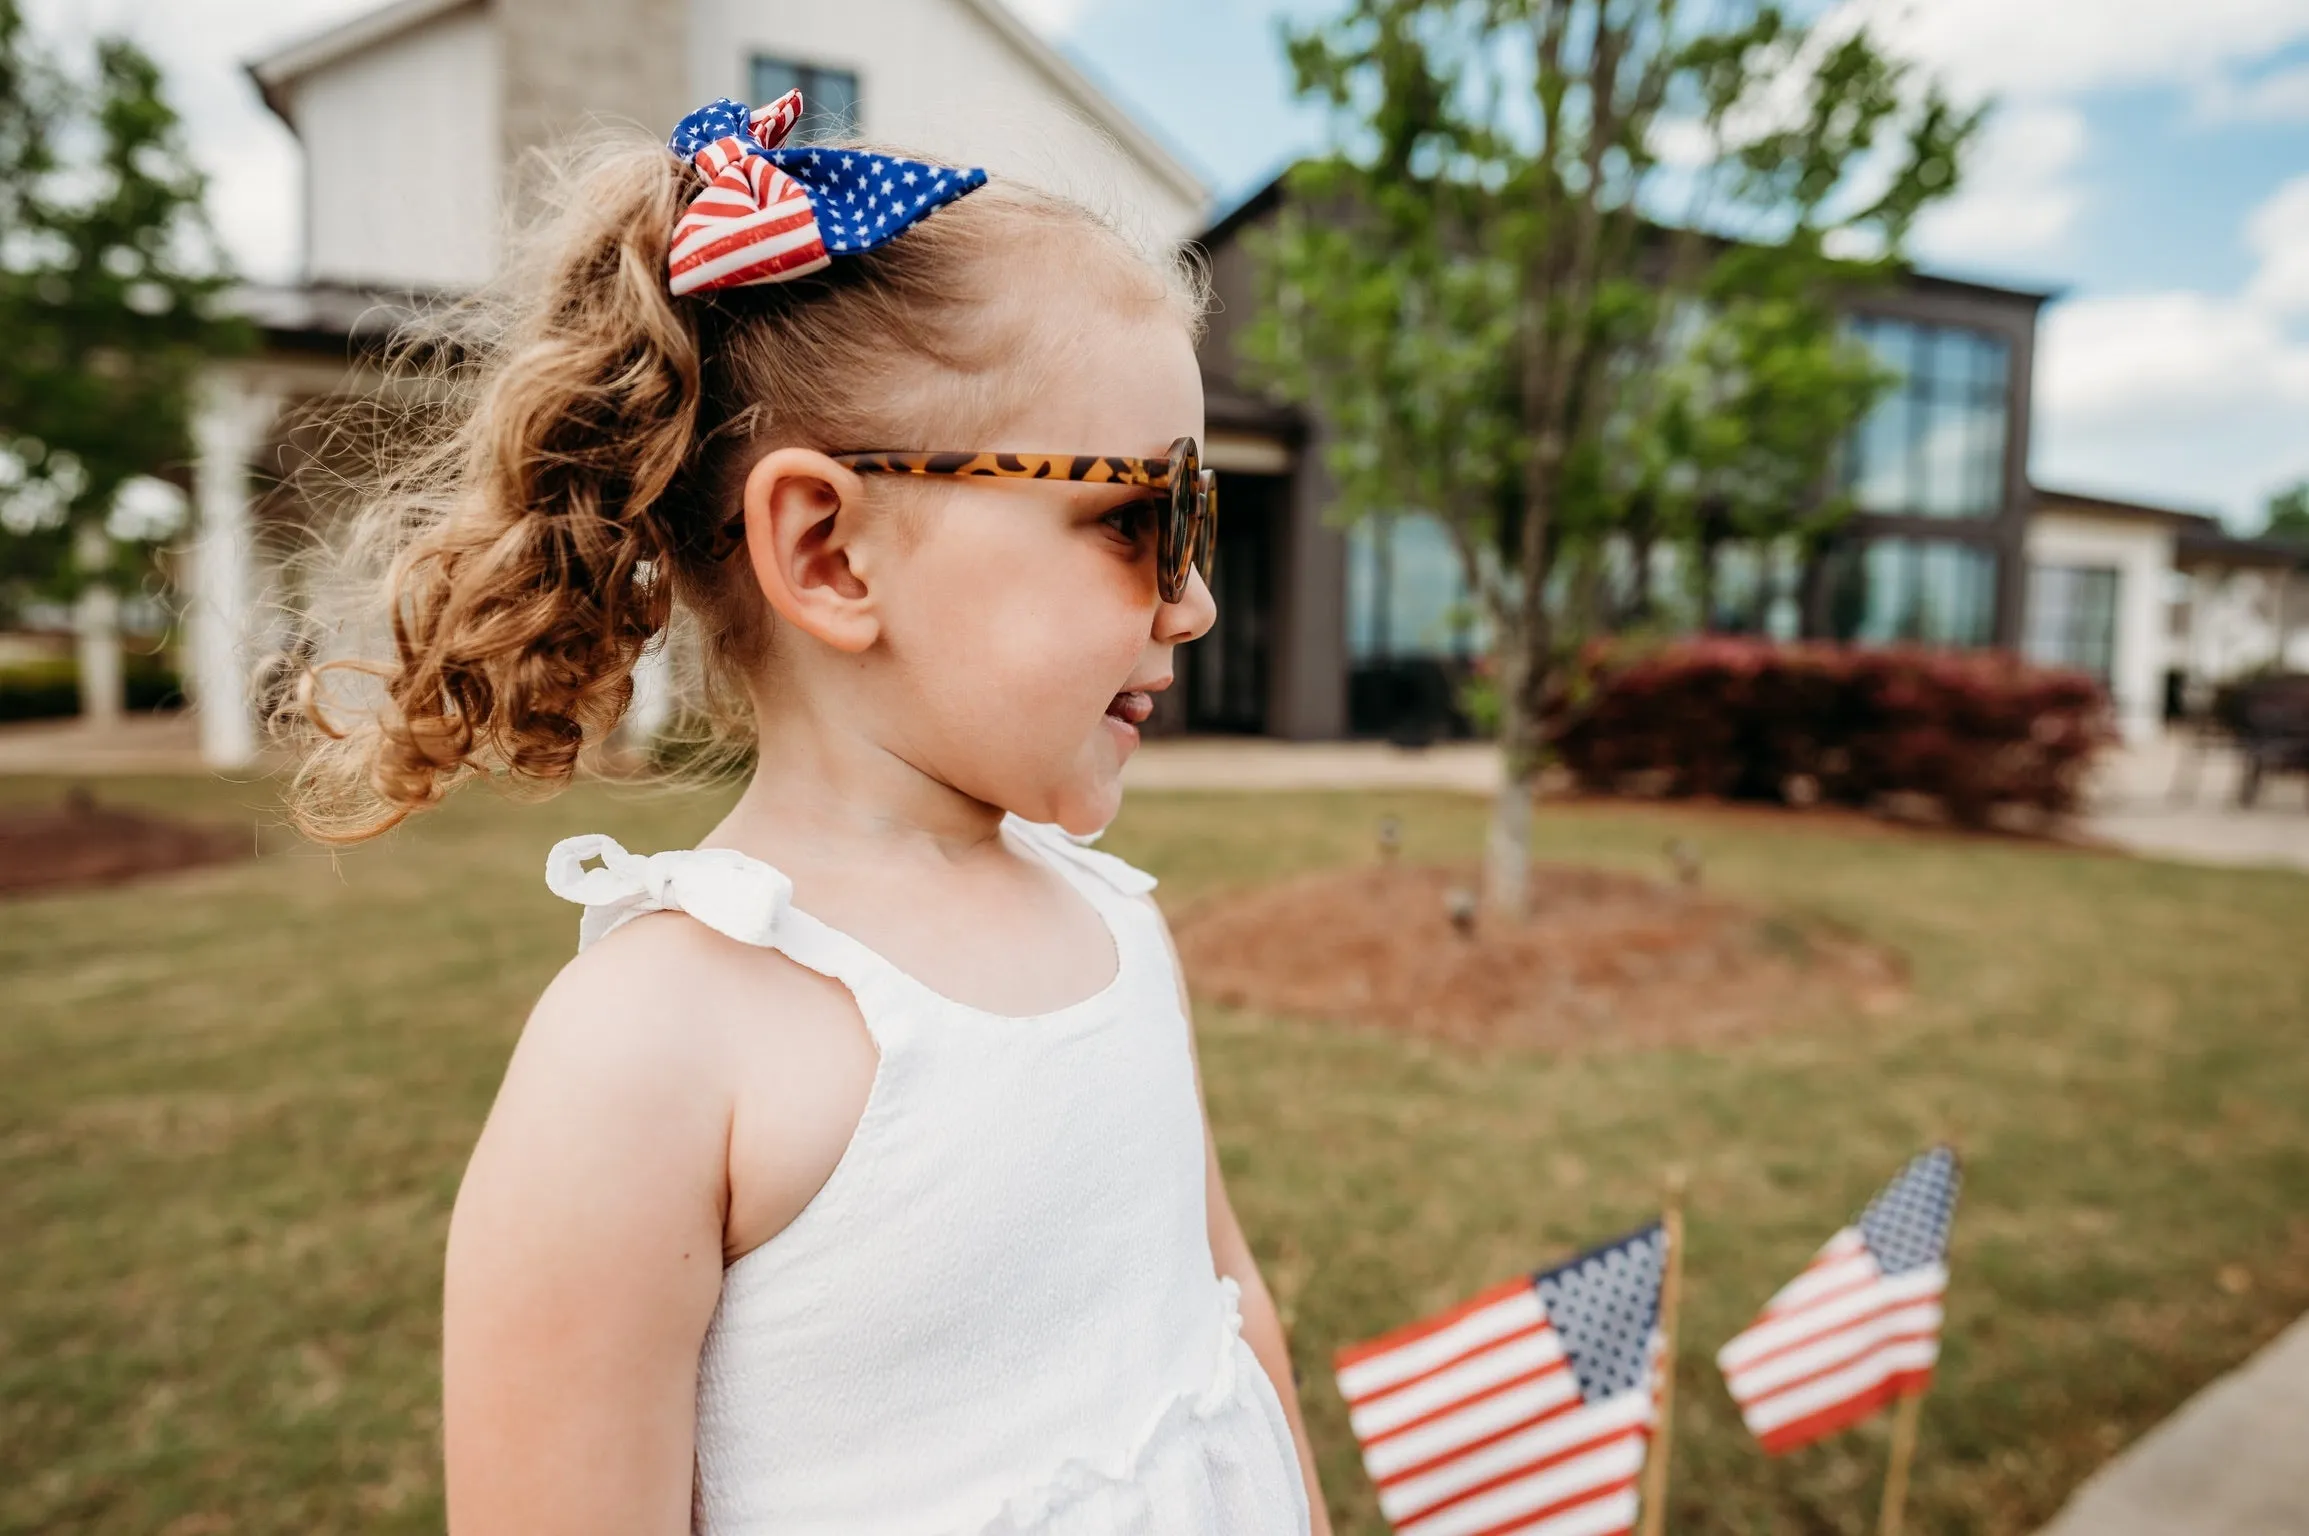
[1206,1125,1336,1536]
[441,933,732,1535]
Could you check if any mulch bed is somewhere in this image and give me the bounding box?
[1174,860,1905,1052]
[0,788,248,897]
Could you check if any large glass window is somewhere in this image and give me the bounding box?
[2024,563,2120,681]
[1706,540,1804,639]
[1826,537,1999,648]
[1844,316,2012,518]
[1346,515,1481,661]
[749,56,860,139]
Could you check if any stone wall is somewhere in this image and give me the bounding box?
[497,0,689,202]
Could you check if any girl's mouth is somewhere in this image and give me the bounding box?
[1105,690,1154,727]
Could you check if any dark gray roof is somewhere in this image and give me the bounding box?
[2032,486,2217,528]
[1199,167,2062,307]
[2175,525,2309,571]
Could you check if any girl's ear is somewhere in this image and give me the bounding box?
[739,448,882,654]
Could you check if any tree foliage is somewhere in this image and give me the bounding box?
[1239,0,1979,908]
[0,0,242,612]
[2264,480,2309,541]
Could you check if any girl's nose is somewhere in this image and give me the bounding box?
[1156,566,1216,645]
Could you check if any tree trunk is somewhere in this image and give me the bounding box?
[74,582,123,727]
[1490,410,1563,922]
[1631,506,1656,625]
[1483,641,1538,922]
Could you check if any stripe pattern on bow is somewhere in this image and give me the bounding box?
[665,93,989,297]
[544,834,794,952]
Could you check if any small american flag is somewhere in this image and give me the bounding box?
[1334,1224,1667,1536]
[1716,1146,1960,1454]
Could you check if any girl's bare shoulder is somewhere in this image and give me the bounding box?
[501,911,877,1260]
[512,910,865,1114]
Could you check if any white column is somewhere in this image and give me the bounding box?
[74,584,124,725]
[621,634,677,753]
[186,372,276,768]
[72,521,123,726]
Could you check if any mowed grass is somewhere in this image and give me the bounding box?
[3,774,2306,1535]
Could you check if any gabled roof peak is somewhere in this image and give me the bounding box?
[248,0,481,123]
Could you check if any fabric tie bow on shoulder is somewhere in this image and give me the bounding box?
[545,833,794,952]
[665,92,989,296]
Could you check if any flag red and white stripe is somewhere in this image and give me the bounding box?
[668,108,829,295]
[1715,1147,1959,1455]
[1335,1225,1666,1536]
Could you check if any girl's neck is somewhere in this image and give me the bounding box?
[707,713,1007,876]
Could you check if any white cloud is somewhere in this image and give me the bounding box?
[1831,0,2309,102]
[2041,290,2309,421]
[2033,174,2309,521]
[2244,172,2309,313]
[995,0,1091,37]
[2201,58,2309,121]
[1913,103,2088,262]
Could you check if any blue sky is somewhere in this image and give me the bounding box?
[41,0,2309,530]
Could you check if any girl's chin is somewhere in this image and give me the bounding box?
[1043,766,1125,840]
[1101,709,1143,756]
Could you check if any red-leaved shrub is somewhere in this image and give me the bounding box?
[1547,638,2115,824]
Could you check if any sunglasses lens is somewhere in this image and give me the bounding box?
[1195,470,1217,579]
[1157,440,1195,603]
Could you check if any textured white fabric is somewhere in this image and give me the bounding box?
[543,816,1311,1536]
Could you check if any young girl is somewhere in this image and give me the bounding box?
[292,94,1329,1535]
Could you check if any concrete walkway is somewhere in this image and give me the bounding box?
[1120,737,1502,794]
[2037,1312,2309,1535]
[2078,733,2309,873]
[0,713,227,776]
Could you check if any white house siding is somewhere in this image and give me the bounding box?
[2178,568,2309,684]
[2024,511,2175,742]
[683,0,1205,248]
[290,6,501,289]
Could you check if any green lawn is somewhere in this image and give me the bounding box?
[3,775,2305,1535]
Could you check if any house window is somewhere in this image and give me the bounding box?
[749,56,860,139]
[1706,540,1805,639]
[1825,537,1999,648]
[2024,563,2120,681]
[1346,514,1480,662]
[1844,316,2012,518]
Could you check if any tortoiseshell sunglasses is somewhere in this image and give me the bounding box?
[833,436,1217,604]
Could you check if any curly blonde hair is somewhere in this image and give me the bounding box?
[284,131,1205,844]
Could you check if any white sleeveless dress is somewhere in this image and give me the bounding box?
[543,816,1311,1536]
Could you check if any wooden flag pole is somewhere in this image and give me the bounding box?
[1637,1167,1688,1536]
[1877,1386,1926,1536]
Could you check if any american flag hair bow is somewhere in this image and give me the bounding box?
[665,94,988,297]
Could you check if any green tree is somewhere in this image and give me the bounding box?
[2265,480,2309,540]
[0,1,242,714]
[1243,0,1974,912]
